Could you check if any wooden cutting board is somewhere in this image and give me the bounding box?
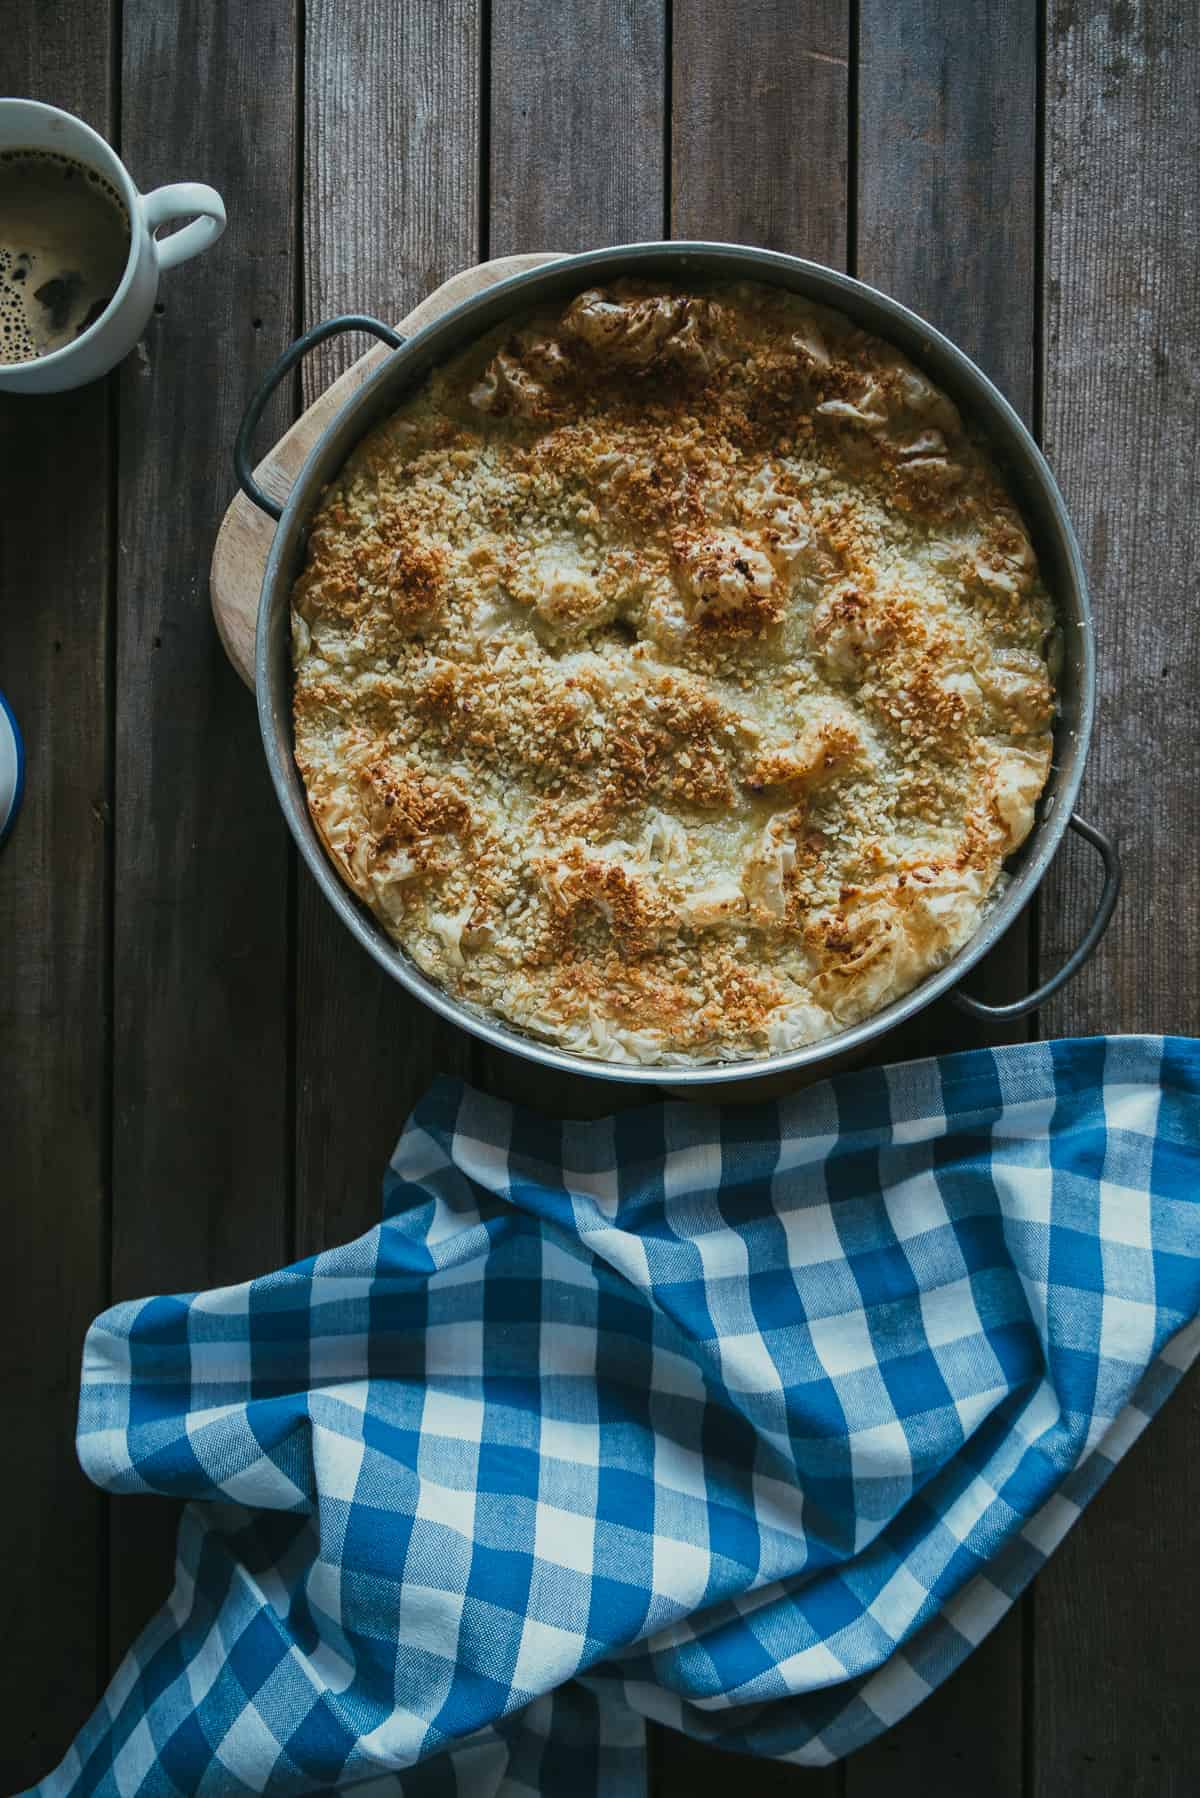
[209,252,563,688]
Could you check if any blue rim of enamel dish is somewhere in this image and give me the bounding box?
[0,689,25,849]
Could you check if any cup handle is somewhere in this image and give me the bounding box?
[141,183,227,271]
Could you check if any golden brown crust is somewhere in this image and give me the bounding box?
[291,279,1056,1065]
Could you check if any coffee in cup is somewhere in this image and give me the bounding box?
[0,148,132,364]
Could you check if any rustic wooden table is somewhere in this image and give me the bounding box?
[1,2,1196,1791]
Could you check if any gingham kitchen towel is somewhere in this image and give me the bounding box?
[35,1035,1200,1796]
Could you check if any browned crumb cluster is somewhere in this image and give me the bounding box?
[292,280,1057,1065]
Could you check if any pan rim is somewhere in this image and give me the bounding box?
[255,241,1094,1086]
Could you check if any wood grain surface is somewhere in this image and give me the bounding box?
[293,0,482,1261]
[490,0,666,254]
[0,7,114,1784]
[853,0,1040,1074]
[3,1,1198,1791]
[1033,4,1200,1792]
[471,0,670,1124]
[106,0,299,1665]
[672,0,848,261]
[666,1,849,1788]
[846,10,1039,1780]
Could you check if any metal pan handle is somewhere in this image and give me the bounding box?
[951,814,1121,1022]
[234,315,406,521]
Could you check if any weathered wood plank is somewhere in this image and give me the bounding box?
[0,11,114,1784]
[666,3,848,1790]
[853,0,1040,1078]
[1032,1375,1200,1796]
[857,2,1038,404]
[672,0,847,262]
[845,6,1040,1789]
[477,0,664,1123]
[107,0,298,1661]
[1041,0,1200,1040]
[293,0,482,1258]
[490,0,665,256]
[658,1736,838,1793]
[301,0,483,393]
[1034,5,1200,1792]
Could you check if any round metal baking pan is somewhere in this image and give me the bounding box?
[237,241,1119,1086]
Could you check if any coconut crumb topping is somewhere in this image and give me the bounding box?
[291,279,1057,1066]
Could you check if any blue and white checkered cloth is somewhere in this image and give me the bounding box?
[35,1036,1200,1796]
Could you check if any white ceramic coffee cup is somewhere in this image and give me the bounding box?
[0,98,226,393]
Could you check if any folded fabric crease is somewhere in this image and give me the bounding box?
[33,1035,1200,1797]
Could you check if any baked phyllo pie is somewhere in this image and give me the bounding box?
[291,280,1058,1065]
